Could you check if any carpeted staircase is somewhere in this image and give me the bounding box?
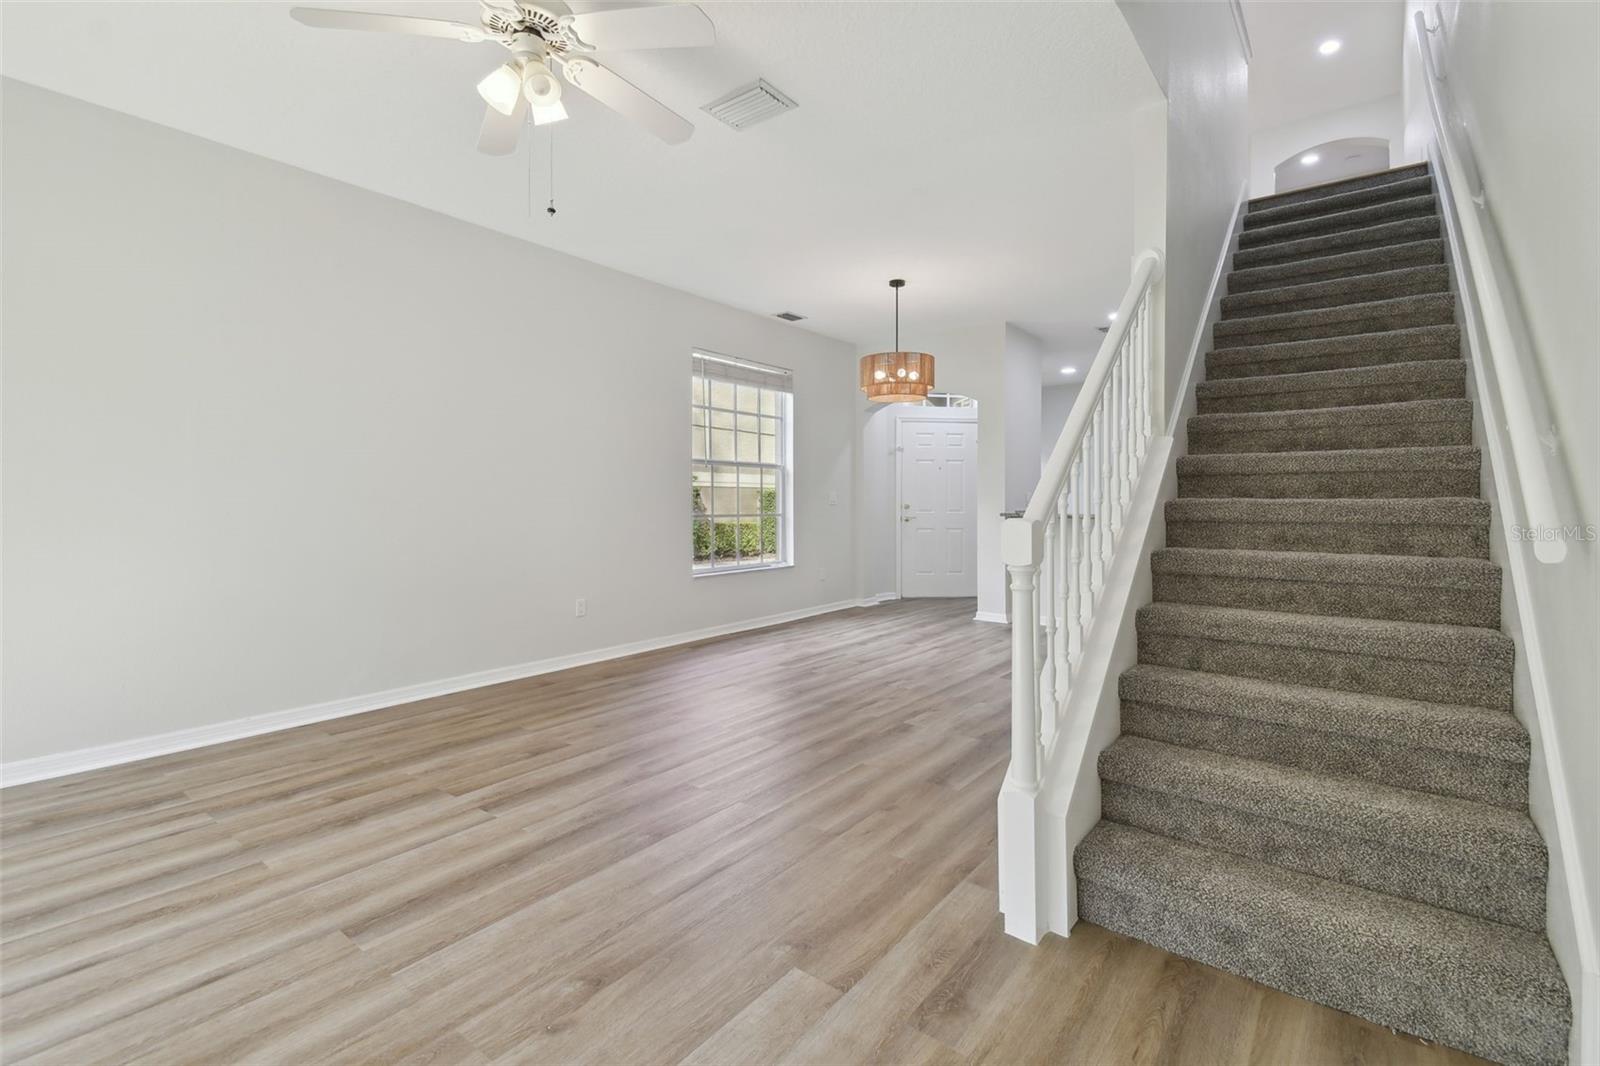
[1073,163,1573,1066]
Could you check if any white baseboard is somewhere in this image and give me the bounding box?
[858,592,900,606]
[973,611,1009,625]
[0,596,881,788]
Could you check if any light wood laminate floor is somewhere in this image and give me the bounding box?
[0,599,1485,1065]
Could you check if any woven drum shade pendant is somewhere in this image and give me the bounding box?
[859,279,935,403]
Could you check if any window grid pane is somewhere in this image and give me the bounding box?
[691,355,790,572]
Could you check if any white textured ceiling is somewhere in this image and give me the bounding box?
[1,1,1163,353]
[1244,0,1404,133]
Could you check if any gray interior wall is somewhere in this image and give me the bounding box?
[1,81,860,764]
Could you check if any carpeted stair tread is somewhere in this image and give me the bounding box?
[1152,545,1498,589]
[1244,174,1435,230]
[1096,736,1546,916]
[1246,162,1431,213]
[1233,216,1442,270]
[1227,239,1445,294]
[1239,195,1439,250]
[1164,495,1491,558]
[1118,662,1527,807]
[1176,445,1480,500]
[1136,602,1512,671]
[1179,444,1478,475]
[1135,602,1512,709]
[1195,359,1465,414]
[1220,265,1449,320]
[1119,663,1525,763]
[1213,293,1455,348]
[1207,324,1462,379]
[1186,399,1473,453]
[1150,546,1501,627]
[1075,822,1570,1066]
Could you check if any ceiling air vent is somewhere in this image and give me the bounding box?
[774,312,806,322]
[704,80,798,130]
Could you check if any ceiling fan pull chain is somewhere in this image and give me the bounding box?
[547,127,557,218]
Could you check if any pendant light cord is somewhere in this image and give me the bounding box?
[894,283,900,351]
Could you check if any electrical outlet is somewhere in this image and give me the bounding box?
[828,489,838,507]
[574,598,587,618]
[818,566,827,583]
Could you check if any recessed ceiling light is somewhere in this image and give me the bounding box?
[1318,38,1342,56]
[1300,152,1321,166]
[1060,366,1077,375]
[1107,311,1118,322]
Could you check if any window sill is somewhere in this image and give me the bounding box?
[691,562,794,579]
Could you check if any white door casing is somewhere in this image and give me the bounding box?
[898,418,979,598]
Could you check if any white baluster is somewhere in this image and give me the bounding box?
[1053,493,1069,702]
[1098,391,1113,587]
[1038,515,1057,744]
[1066,456,1083,668]
[1117,342,1131,517]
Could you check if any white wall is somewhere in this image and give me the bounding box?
[1003,325,1045,513]
[1040,382,1083,468]
[1400,3,1600,1047]
[1116,0,1251,427]
[1,81,860,765]
[1249,94,1410,197]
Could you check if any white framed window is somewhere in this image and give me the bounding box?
[691,350,793,574]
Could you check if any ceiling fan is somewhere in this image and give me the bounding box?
[288,1,713,154]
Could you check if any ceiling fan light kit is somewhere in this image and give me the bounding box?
[859,279,936,404]
[289,2,714,155]
[477,63,524,116]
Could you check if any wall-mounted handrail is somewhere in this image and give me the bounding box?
[1413,9,1566,564]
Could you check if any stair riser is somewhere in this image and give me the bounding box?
[1100,781,1544,930]
[1247,164,1431,212]
[1221,269,1449,320]
[1120,701,1528,809]
[1207,342,1459,380]
[1227,240,1444,293]
[1074,881,1562,1066]
[1166,517,1489,558]
[1234,217,1442,270]
[1152,572,1500,627]
[1178,469,1480,499]
[1239,197,1439,250]
[1196,376,1465,414]
[1245,176,1434,229]
[1136,630,1512,710]
[1215,302,1455,349]
[1187,419,1471,453]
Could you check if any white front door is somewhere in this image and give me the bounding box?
[899,418,979,598]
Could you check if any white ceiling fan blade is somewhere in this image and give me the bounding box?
[477,95,528,155]
[565,4,714,51]
[289,8,494,43]
[562,57,693,144]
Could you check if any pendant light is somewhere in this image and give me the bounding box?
[859,278,935,403]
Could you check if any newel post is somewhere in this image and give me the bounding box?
[1002,517,1044,789]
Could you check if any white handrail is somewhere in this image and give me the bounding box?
[1413,9,1567,564]
[1026,251,1163,525]
[1001,249,1163,790]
